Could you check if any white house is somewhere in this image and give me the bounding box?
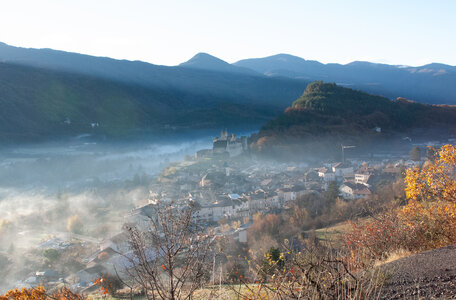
[355,173,371,184]
[195,196,249,222]
[247,191,281,212]
[339,183,372,200]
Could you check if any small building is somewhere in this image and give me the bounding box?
[37,238,71,250]
[236,222,252,244]
[355,173,371,184]
[332,162,354,178]
[35,269,59,283]
[318,168,336,182]
[76,265,107,286]
[238,229,247,243]
[354,165,378,184]
[124,203,156,231]
[276,187,296,202]
[339,183,372,200]
[100,232,130,254]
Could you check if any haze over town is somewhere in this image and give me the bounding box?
[1,1,456,299]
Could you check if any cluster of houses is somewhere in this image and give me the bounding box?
[18,131,432,294]
[316,160,408,200]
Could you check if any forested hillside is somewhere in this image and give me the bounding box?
[0,43,312,141]
[251,81,456,159]
[0,62,286,141]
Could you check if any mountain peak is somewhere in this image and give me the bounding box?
[180,52,229,68]
[267,53,308,62]
[179,52,258,75]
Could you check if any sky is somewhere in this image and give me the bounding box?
[1,0,455,66]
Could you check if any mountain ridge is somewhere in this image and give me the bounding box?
[0,42,308,108]
[234,54,456,104]
[2,41,456,105]
[179,52,257,75]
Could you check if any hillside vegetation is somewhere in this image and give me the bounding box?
[252,81,456,158]
[0,62,294,142]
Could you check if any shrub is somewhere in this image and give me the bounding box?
[230,240,381,299]
[343,144,456,265]
[0,286,86,299]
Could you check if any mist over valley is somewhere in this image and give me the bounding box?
[1,4,456,296]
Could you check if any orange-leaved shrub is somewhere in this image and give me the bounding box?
[0,286,86,300]
[344,144,456,264]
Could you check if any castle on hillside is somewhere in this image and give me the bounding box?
[212,129,248,157]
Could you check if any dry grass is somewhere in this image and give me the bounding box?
[374,248,412,267]
[312,221,352,246]
[193,284,273,300]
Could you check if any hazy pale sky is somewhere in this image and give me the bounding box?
[1,0,455,66]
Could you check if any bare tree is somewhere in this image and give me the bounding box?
[121,201,214,300]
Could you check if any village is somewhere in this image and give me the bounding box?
[17,130,442,294]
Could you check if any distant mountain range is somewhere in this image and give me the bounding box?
[236,54,456,104]
[179,51,456,104]
[0,43,307,141]
[0,41,455,141]
[184,52,456,104]
[183,53,456,106]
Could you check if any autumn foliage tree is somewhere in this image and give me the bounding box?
[401,144,456,248]
[344,144,456,263]
[67,215,84,235]
[405,144,456,202]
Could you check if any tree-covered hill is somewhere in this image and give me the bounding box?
[251,81,456,159]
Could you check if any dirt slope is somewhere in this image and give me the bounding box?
[379,245,456,299]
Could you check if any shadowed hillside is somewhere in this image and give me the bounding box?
[0,62,286,142]
[0,42,308,109]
